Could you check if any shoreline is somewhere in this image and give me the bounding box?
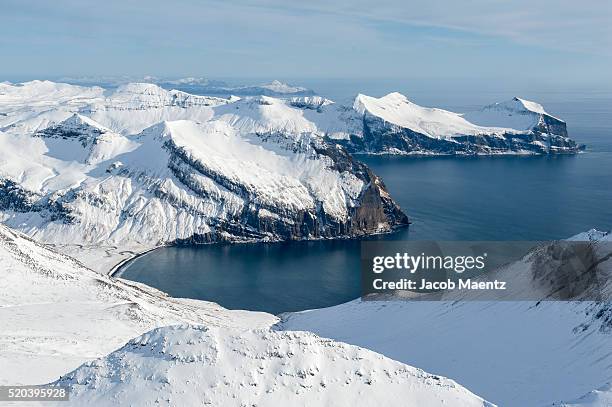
[107,224,410,277]
[108,246,163,277]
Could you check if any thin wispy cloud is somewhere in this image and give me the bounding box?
[246,0,612,55]
[1,0,610,86]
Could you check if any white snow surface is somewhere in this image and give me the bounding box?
[52,324,491,407]
[549,383,612,407]
[463,96,562,130]
[281,300,611,407]
[353,92,553,139]
[0,224,275,386]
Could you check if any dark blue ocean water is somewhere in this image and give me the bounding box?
[119,90,612,314]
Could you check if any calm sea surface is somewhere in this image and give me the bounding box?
[119,88,612,314]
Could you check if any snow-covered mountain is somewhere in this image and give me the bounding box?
[52,324,492,407]
[0,80,583,256]
[339,93,581,155]
[0,81,407,252]
[0,80,231,136]
[0,223,492,406]
[152,78,315,97]
[59,76,316,96]
[279,232,612,407]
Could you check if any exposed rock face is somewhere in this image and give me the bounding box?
[341,115,580,155]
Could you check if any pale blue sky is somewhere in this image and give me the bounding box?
[2,0,611,88]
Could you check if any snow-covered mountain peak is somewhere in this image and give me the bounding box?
[288,95,334,110]
[127,324,216,363]
[352,92,488,139]
[37,113,113,137]
[352,93,370,114]
[138,119,228,140]
[31,113,138,166]
[62,112,108,128]
[463,97,565,130]
[382,91,412,102]
[259,79,309,94]
[256,95,281,105]
[212,95,322,136]
[105,82,231,110]
[75,84,233,135]
[353,91,450,120]
[114,81,165,95]
[487,96,556,118]
[54,323,492,407]
[136,119,173,139]
[0,79,86,94]
[353,92,411,113]
[511,96,548,115]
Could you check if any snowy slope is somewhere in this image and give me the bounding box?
[0,224,275,385]
[550,383,612,407]
[281,300,611,407]
[52,324,493,407]
[279,232,612,407]
[463,97,562,129]
[352,92,506,138]
[0,225,493,406]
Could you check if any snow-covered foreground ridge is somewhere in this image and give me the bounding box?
[0,80,407,250]
[280,231,612,407]
[0,224,492,406]
[52,325,492,407]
